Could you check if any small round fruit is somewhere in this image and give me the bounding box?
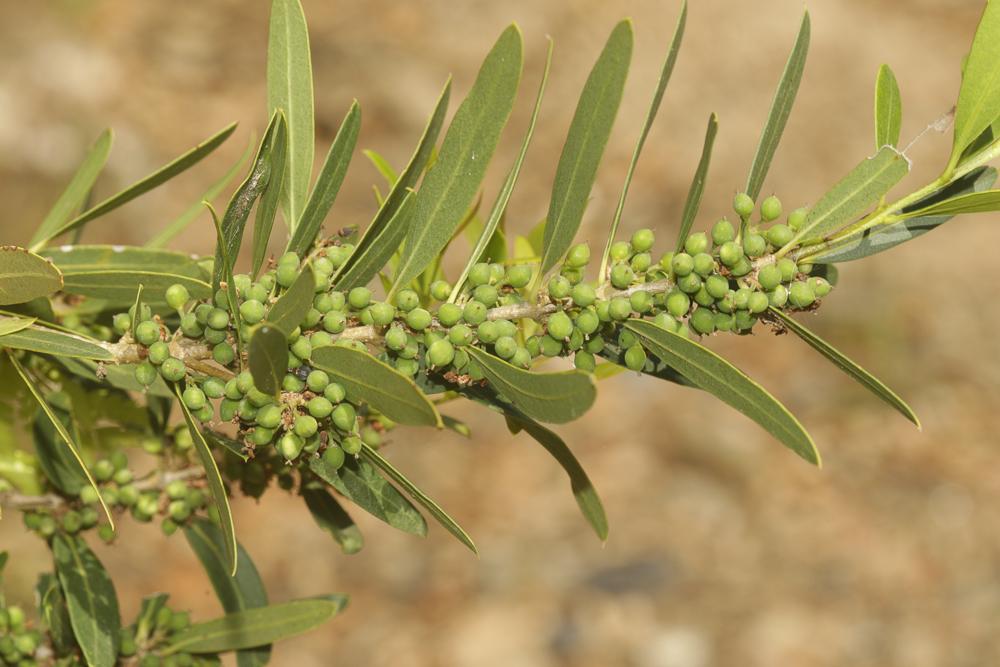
[566,243,591,268]
[135,361,158,387]
[733,191,755,218]
[165,284,190,310]
[476,321,499,344]
[160,357,186,382]
[180,313,202,337]
[493,336,517,359]
[652,312,679,333]
[213,342,235,366]
[308,396,334,418]
[507,264,533,288]
[630,291,652,313]
[757,264,782,291]
[324,382,347,403]
[571,283,596,308]
[624,344,647,371]
[610,241,631,262]
[135,321,160,346]
[777,258,798,282]
[548,275,571,299]
[369,302,396,327]
[539,334,563,357]
[760,195,782,222]
[294,415,319,438]
[394,289,420,312]
[730,256,753,277]
[547,311,573,340]
[712,218,736,246]
[255,404,282,429]
[472,284,498,307]
[331,403,357,432]
[403,307,430,331]
[323,445,346,470]
[743,233,768,258]
[608,296,632,321]
[788,281,816,308]
[610,263,635,289]
[684,232,709,256]
[467,262,492,287]
[575,309,600,335]
[462,300,488,325]
[666,291,691,318]
[748,291,769,314]
[436,303,463,327]
[202,377,225,399]
[430,280,452,301]
[240,299,266,324]
[574,350,596,372]
[718,241,744,268]
[448,324,474,347]
[787,206,808,231]
[278,432,305,461]
[677,273,702,295]
[766,223,794,248]
[342,435,363,455]
[113,313,131,334]
[768,284,789,308]
[427,339,456,367]
[808,276,832,298]
[348,287,372,310]
[690,308,716,335]
[276,264,298,287]
[631,228,655,253]
[692,252,715,277]
[323,310,347,334]
[705,274,729,299]
[671,253,694,277]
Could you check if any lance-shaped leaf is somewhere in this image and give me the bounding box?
[0,247,63,306]
[333,192,415,291]
[206,203,243,362]
[30,129,113,249]
[268,0,314,231]
[129,284,144,338]
[948,0,1000,171]
[541,20,633,277]
[789,146,909,246]
[896,188,1000,217]
[465,346,596,424]
[213,112,285,290]
[598,340,694,388]
[184,518,270,667]
[391,25,523,295]
[58,271,211,307]
[165,597,347,655]
[364,149,398,186]
[251,114,287,276]
[265,263,315,336]
[624,320,820,465]
[36,572,76,654]
[505,410,608,541]
[41,245,207,279]
[675,113,719,251]
[812,166,997,262]
[744,11,810,201]
[52,534,121,667]
[311,345,441,427]
[309,456,427,536]
[302,483,364,555]
[32,393,87,495]
[286,102,361,256]
[248,325,288,397]
[874,64,902,149]
[360,444,477,554]
[0,316,35,337]
[175,386,237,576]
[0,323,112,360]
[8,352,114,525]
[148,136,255,249]
[335,80,451,284]
[767,308,919,428]
[602,2,686,276]
[31,123,237,251]
[451,38,552,300]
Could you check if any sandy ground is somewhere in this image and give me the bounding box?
[2,1,1000,665]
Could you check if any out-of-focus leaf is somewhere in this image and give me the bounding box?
[0,247,63,305]
[36,572,76,654]
[30,129,113,249]
[0,316,35,337]
[52,534,121,667]
[134,593,169,646]
[391,26,523,295]
[541,20,632,276]
[363,149,398,186]
[31,393,87,496]
[874,64,902,148]
[302,483,364,555]
[248,325,288,397]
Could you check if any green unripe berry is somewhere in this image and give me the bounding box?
[342,435,363,455]
[436,303,462,327]
[684,232,709,256]
[218,398,238,421]
[619,329,638,350]
[348,287,371,310]
[526,335,542,357]
[306,396,333,418]
[465,262,490,287]
[766,223,794,248]
[210,341,234,366]
[247,386,274,408]
[369,302,396,327]
[180,313,202,338]
[547,311,573,340]
[787,206,808,231]
[302,370,328,394]
[239,299,266,324]
[475,320,499,344]
[165,479,189,501]
[609,241,631,262]
[719,241,744,268]
[758,264,782,291]
[628,228,654,253]
[677,273,702,295]
[206,308,229,330]
[395,357,420,376]
[808,276,832,298]
[472,284,498,307]
[797,262,813,275]
[692,252,716,277]
[405,308,432,331]
[294,414,318,438]
[235,371,254,394]
[624,344,647,371]
[165,284,191,310]
[734,287,752,310]
[548,275,571,299]
[777,258,798,282]
[322,310,347,334]
[313,292,335,314]
[277,251,299,268]
[448,324,474,347]
[714,312,735,332]
[653,312,680,333]
[276,264,298,288]
[113,467,134,486]
[760,195,782,222]
[79,485,101,505]
[690,308,716,335]
[566,243,591,268]
[630,252,652,273]
[323,445,346,470]
[278,432,305,461]
[568,283,596,308]
[194,303,213,324]
[193,403,214,422]
[712,218,736,246]
[733,191,755,218]
[574,350,596,372]
[730,256,753,277]
[324,382,346,404]
[248,283,270,303]
[630,291,653,314]
[62,510,82,534]
[160,357,186,382]
[743,233,767,258]
[507,264,533,288]
[113,312,132,334]
[705,274,730,299]
[427,339,456,367]
[394,289,421,312]
[203,327,228,345]
[290,336,312,361]
[539,334,563,357]
[748,291,769,314]
[510,346,531,368]
[595,299,612,322]
[608,296,632,321]
[463,300,488,325]
[385,325,408,352]
[168,500,191,522]
[202,377,225,399]
[576,309,600,335]
[357,307,375,326]
[430,280,452,301]
[768,284,789,308]
[135,320,160,346]
[489,336,513,360]
[694,285,715,307]
[331,403,357,432]
[788,281,816,308]
[281,373,305,393]
[586,332,606,353]
[671,253,694,277]
[130,302,153,323]
[666,290,690,318]
[135,361,158,387]
[734,310,757,332]
[255,404,283,429]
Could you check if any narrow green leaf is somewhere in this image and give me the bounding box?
[624,320,820,465]
[309,456,427,536]
[813,166,998,263]
[333,192,415,291]
[134,593,169,646]
[874,64,902,148]
[505,411,608,541]
[57,270,211,307]
[441,414,471,437]
[286,102,361,256]
[266,263,315,336]
[32,393,87,495]
[391,26,523,295]
[790,146,910,245]
[175,386,238,576]
[8,353,114,525]
[41,245,207,279]
[768,308,919,428]
[360,444,477,554]
[0,316,35,337]
[0,324,113,360]
[465,346,596,424]
[128,284,144,339]
[311,345,441,427]
[204,431,250,462]
[251,114,288,277]
[897,188,1000,216]
[363,149,398,186]
[0,247,63,306]
[335,80,451,285]
[205,203,244,368]
[36,572,76,654]
[602,2,686,277]
[948,0,1000,171]
[213,112,286,290]
[301,484,364,555]
[675,113,719,252]
[147,136,255,249]
[744,11,810,201]
[30,129,113,248]
[184,518,270,667]
[541,20,633,277]
[31,123,237,251]
[247,325,288,397]
[267,0,314,230]
[166,597,347,655]
[52,534,121,667]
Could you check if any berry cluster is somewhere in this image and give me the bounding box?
[0,603,40,667]
[116,601,217,667]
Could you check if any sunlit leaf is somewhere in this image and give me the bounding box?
[948,0,1000,171]
[0,247,63,306]
[874,64,902,148]
[675,113,718,251]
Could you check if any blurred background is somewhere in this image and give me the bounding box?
[3,1,1000,665]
